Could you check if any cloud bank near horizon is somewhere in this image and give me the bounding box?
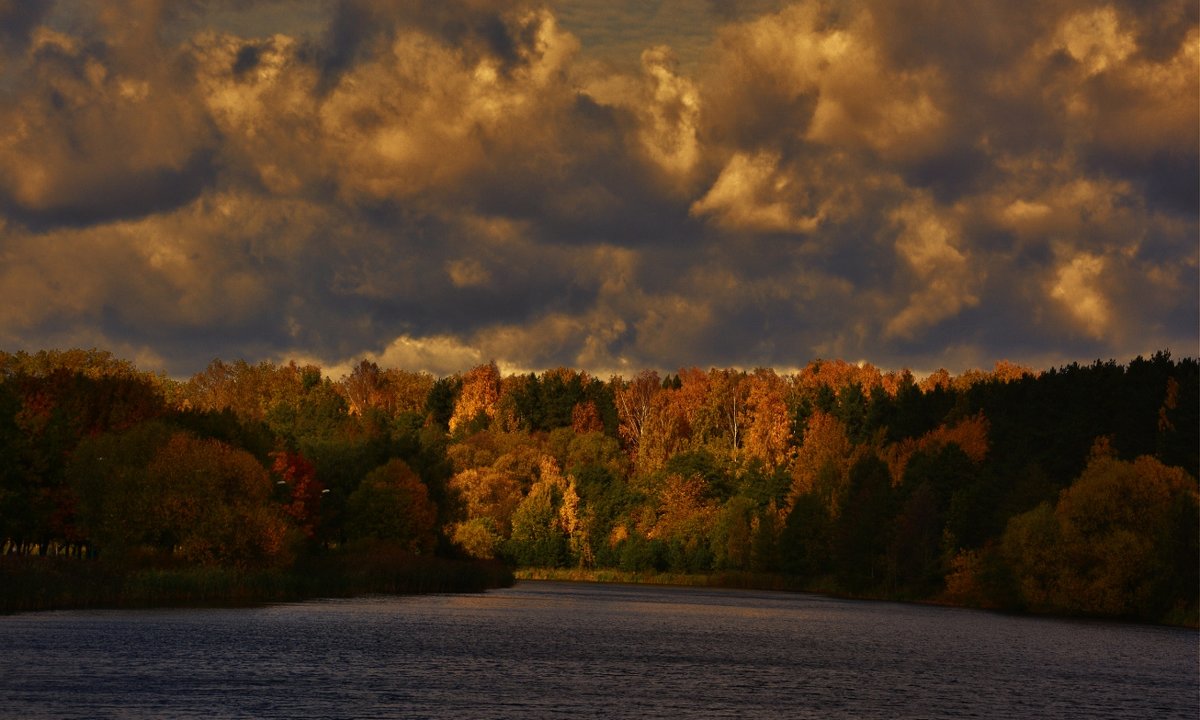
[0,0,1195,378]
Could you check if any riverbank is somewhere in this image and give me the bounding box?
[515,567,819,592]
[0,552,515,614]
[514,568,1200,628]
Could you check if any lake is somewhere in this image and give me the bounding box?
[0,581,1195,718]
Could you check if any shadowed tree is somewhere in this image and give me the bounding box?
[346,459,438,554]
[835,453,896,592]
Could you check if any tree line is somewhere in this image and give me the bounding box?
[1,348,1195,623]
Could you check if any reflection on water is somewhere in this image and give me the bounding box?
[1,581,1195,719]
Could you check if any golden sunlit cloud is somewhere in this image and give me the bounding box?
[636,45,702,186]
[690,152,822,233]
[1050,253,1111,339]
[320,333,486,380]
[1056,7,1137,76]
[884,199,980,340]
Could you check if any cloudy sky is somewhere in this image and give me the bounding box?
[0,0,1195,378]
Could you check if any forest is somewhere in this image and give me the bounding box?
[0,348,1195,624]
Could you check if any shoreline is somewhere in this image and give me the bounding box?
[0,554,515,615]
[512,568,1200,630]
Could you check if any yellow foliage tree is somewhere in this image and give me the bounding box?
[451,467,523,525]
[1002,448,1198,619]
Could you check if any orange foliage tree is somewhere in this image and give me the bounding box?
[571,400,605,434]
[795,359,885,399]
[338,361,434,418]
[449,362,501,434]
[340,360,386,416]
[741,369,792,468]
[614,371,688,473]
[507,457,591,566]
[640,472,718,570]
[883,411,990,486]
[708,369,747,453]
[786,411,852,515]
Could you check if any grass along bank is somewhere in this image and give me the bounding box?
[514,567,821,593]
[0,551,514,614]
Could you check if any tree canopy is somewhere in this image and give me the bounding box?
[2,348,1195,624]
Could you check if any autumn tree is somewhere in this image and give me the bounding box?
[882,411,989,487]
[506,457,585,567]
[741,369,792,468]
[614,370,691,474]
[709,369,747,453]
[641,472,718,572]
[710,495,755,570]
[184,359,268,421]
[448,466,524,559]
[785,411,852,516]
[449,362,501,434]
[571,400,605,434]
[336,361,433,421]
[385,369,437,416]
[270,449,324,540]
[341,360,387,416]
[614,370,661,458]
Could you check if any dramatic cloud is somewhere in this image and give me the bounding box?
[0,0,1194,378]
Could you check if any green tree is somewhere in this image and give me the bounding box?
[345,459,438,554]
[68,421,175,561]
[507,479,568,567]
[834,453,895,592]
[425,376,461,431]
[887,482,942,596]
[711,496,755,570]
[779,490,833,579]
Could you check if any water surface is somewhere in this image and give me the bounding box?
[1,581,1195,718]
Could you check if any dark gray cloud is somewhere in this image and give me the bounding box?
[0,0,54,56]
[0,0,1194,379]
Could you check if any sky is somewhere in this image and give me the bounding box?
[0,0,1195,379]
